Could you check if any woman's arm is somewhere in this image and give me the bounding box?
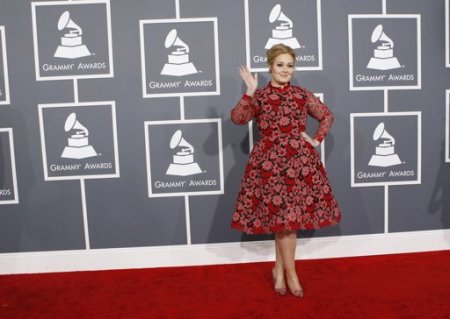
[305,90,334,144]
[231,66,259,125]
[230,94,259,125]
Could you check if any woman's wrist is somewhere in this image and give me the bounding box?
[246,90,255,97]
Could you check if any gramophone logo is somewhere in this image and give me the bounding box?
[54,11,91,59]
[61,113,97,159]
[368,122,402,167]
[265,4,301,50]
[166,130,202,176]
[367,24,401,70]
[160,29,198,77]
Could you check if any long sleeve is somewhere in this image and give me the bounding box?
[230,93,259,125]
[305,90,334,142]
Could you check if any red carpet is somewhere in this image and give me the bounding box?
[1,250,450,318]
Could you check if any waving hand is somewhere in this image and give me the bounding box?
[239,66,258,97]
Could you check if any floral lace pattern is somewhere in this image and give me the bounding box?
[230,83,341,234]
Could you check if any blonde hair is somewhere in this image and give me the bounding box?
[266,43,296,66]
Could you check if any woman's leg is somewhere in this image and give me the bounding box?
[273,234,286,294]
[277,230,303,297]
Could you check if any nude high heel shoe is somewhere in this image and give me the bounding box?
[271,268,287,295]
[287,276,304,298]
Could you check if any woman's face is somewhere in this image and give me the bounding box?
[269,53,295,87]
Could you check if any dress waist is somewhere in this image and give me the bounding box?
[259,125,306,140]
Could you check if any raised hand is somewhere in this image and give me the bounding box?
[239,66,258,97]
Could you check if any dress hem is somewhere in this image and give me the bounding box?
[230,217,341,235]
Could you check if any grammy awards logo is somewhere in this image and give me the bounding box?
[160,29,198,77]
[54,11,91,59]
[166,130,202,176]
[368,122,402,167]
[366,24,401,70]
[61,113,97,159]
[265,4,301,50]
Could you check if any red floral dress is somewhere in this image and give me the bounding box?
[230,82,341,234]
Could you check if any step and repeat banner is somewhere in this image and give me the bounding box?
[0,0,449,254]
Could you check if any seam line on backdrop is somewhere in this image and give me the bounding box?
[180,96,185,120]
[69,0,86,248]
[73,79,79,103]
[317,0,323,69]
[317,94,326,166]
[174,0,191,246]
[382,0,389,233]
[383,89,389,233]
[245,0,254,151]
[73,76,89,246]
[80,179,91,249]
[385,186,389,233]
[185,196,192,245]
[383,89,388,113]
[175,0,180,19]
[248,121,254,151]
[75,74,89,247]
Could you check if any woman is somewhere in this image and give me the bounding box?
[230,44,341,298]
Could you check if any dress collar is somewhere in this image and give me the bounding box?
[268,81,291,92]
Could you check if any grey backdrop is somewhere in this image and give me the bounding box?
[0,0,449,253]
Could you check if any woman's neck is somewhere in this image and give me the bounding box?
[270,80,289,88]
